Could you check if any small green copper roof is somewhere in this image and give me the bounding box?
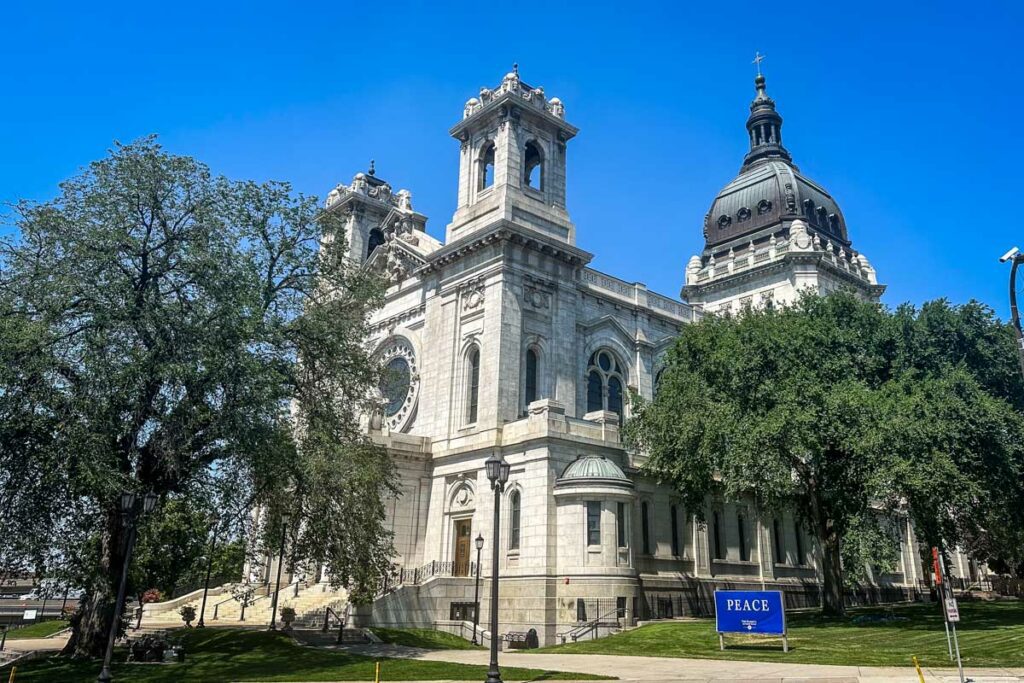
[559,456,629,482]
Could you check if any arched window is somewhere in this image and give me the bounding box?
[641,501,651,555]
[585,349,627,416]
[466,346,480,424]
[523,141,543,190]
[524,347,539,408]
[478,142,495,191]
[654,367,666,396]
[366,228,385,261]
[509,490,521,550]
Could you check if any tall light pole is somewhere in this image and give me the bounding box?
[97,490,158,683]
[472,533,484,645]
[196,520,219,628]
[268,514,290,631]
[1000,247,1024,381]
[484,453,510,683]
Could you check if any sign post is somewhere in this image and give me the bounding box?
[932,547,966,683]
[714,590,788,653]
[933,546,953,660]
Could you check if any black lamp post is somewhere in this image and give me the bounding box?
[1001,247,1024,381]
[268,514,290,631]
[484,453,510,683]
[97,489,158,683]
[472,533,484,645]
[196,521,219,628]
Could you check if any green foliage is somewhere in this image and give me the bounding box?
[538,601,1024,667]
[0,137,394,655]
[627,292,1024,609]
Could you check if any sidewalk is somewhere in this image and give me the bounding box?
[334,643,1024,682]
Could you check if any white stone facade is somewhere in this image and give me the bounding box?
[312,70,954,645]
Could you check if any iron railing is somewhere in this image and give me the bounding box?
[322,603,349,644]
[558,604,625,643]
[378,561,478,597]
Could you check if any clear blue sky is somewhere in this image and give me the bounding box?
[3,1,1021,315]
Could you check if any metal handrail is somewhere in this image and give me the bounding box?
[557,607,623,643]
[322,603,349,644]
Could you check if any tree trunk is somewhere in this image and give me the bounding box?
[62,510,127,658]
[819,525,845,616]
[809,482,845,616]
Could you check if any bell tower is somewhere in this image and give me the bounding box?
[446,67,578,244]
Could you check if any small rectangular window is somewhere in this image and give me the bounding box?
[616,596,626,619]
[586,502,601,546]
[670,505,680,556]
[641,502,651,554]
[713,511,723,560]
[616,502,626,548]
[773,519,783,564]
[795,521,804,564]
[738,514,748,562]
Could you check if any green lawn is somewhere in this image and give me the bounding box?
[4,620,70,639]
[369,627,483,650]
[536,600,1024,667]
[13,628,606,682]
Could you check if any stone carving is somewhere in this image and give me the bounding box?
[460,278,486,312]
[397,189,413,212]
[524,284,551,310]
[789,219,812,251]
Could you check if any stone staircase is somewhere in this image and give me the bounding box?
[142,582,349,630]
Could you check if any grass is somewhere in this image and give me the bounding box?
[13,628,607,682]
[4,620,70,639]
[535,600,1024,667]
[369,627,484,650]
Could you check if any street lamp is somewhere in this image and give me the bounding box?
[97,489,158,683]
[484,453,510,683]
[268,514,290,631]
[1000,246,1024,381]
[196,519,219,628]
[472,533,484,645]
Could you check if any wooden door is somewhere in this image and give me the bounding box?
[454,519,471,576]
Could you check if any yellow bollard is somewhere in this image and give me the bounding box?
[7,666,15,683]
[913,656,926,683]
[374,660,380,683]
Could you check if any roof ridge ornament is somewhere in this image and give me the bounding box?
[752,51,765,77]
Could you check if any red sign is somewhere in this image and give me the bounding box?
[932,547,942,584]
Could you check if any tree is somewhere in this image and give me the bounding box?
[0,138,394,657]
[627,292,1024,615]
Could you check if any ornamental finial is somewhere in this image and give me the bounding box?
[368,159,376,176]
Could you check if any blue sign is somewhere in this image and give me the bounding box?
[714,590,786,635]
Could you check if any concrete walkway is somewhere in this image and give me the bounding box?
[332,643,1024,682]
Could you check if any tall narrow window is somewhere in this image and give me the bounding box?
[523,141,543,189]
[478,143,495,190]
[641,502,651,555]
[509,491,521,550]
[794,521,804,565]
[608,376,623,416]
[586,371,603,412]
[466,347,480,424]
[616,502,626,548]
[713,511,723,560]
[366,229,385,262]
[586,502,601,546]
[737,513,748,561]
[773,519,783,564]
[585,350,626,416]
[524,348,539,408]
[670,505,680,556]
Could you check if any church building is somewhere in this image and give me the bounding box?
[284,68,952,643]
